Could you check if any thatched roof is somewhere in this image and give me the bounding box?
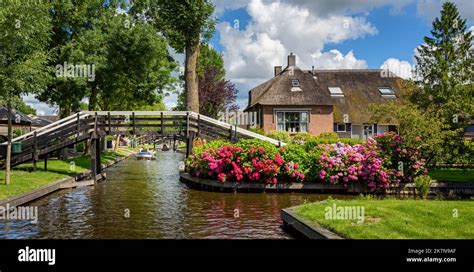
[246,66,333,109]
[245,63,407,124]
[314,69,407,123]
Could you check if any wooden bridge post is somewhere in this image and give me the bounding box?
[228,125,233,141]
[76,112,80,140]
[186,112,190,138]
[91,112,98,181]
[107,112,111,135]
[33,131,37,172]
[197,114,201,136]
[160,112,164,136]
[186,131,195,158]
[132,112,136,135]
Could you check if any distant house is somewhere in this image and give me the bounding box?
[244,53,407,139]
[0,107,57,141]
[0,107,34,140]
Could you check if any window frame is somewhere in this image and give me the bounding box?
[336,123,346,132]
[275,110,310,133]
[378,87,396,97]
[328,87,344,97]
[291,79,301,87]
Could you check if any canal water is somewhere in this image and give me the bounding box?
[0,152,352,239]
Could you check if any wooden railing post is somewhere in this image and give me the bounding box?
[44,154,48,171]
[160,112,164,136]
[229,125,233,141]
[186,112,190,138]
[76,112,80,140]
[107,112,111,135]
[132,112,136,135]
[197,114,201,136]
[91,112,98,181]
[33,131,37,172]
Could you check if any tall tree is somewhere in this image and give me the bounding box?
[132,0,216,113]
[37,0,120,117]
[198,67,239,119]
[175,44,235,114]
[0,1,51,184]
[413,1,473,163]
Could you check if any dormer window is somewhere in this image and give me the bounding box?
[379,87,396,98]
[328,87,344,97]
[292,79,300,87]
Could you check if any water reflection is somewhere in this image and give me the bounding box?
[0,152,352,239]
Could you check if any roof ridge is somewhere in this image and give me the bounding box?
[308,69,384,73]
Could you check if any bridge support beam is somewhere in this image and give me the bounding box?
[185,131,195,158]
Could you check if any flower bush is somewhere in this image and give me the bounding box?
[187,139,304,184]
[187,132,427,188]
[374,132,428,182]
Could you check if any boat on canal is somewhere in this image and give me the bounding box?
[135,150,156,160]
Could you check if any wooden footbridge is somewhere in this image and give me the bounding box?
[0,111,284,177]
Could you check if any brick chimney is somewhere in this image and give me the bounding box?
[274,66,282,76]
[288,53,296,67]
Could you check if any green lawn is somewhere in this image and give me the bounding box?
[295,198,474,239]
[429,168,474,183]
[0,148,132,201]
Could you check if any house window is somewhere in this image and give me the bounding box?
[292,79,300,87]
[363,124,374,139]
[378,87,396,98]
[336,123,346,132]
[276,111,308,133]
[328,87,344,97]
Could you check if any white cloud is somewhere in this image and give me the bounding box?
[218,0,376,84]
[22,94,57,116]
[212,0,413,17]
[380,58,414,79]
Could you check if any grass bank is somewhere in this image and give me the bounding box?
[295,198,474,239]
[429,168,474,183]
[0,148,133,201]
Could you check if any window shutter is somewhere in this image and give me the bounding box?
[333,123,337,132]
[347,123,352,132]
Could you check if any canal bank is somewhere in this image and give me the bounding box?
[0,148,134,209]
[180,172,474,197]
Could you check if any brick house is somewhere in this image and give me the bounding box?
[244,53,407,139]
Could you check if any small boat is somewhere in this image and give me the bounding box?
[135,150,156,160]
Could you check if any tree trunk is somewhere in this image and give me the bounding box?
[89,85,98,111]
[5,100,12,185]
[185,42,200,113]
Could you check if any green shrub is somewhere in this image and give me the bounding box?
[192,139,230,155]
[265,130,290,143]
[317,132,339,139]
[290,133,314,145]
[235,138,279,157]
[248,127,265,135]
[414,175,432,199]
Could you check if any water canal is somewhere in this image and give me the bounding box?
[0,152,353,239]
